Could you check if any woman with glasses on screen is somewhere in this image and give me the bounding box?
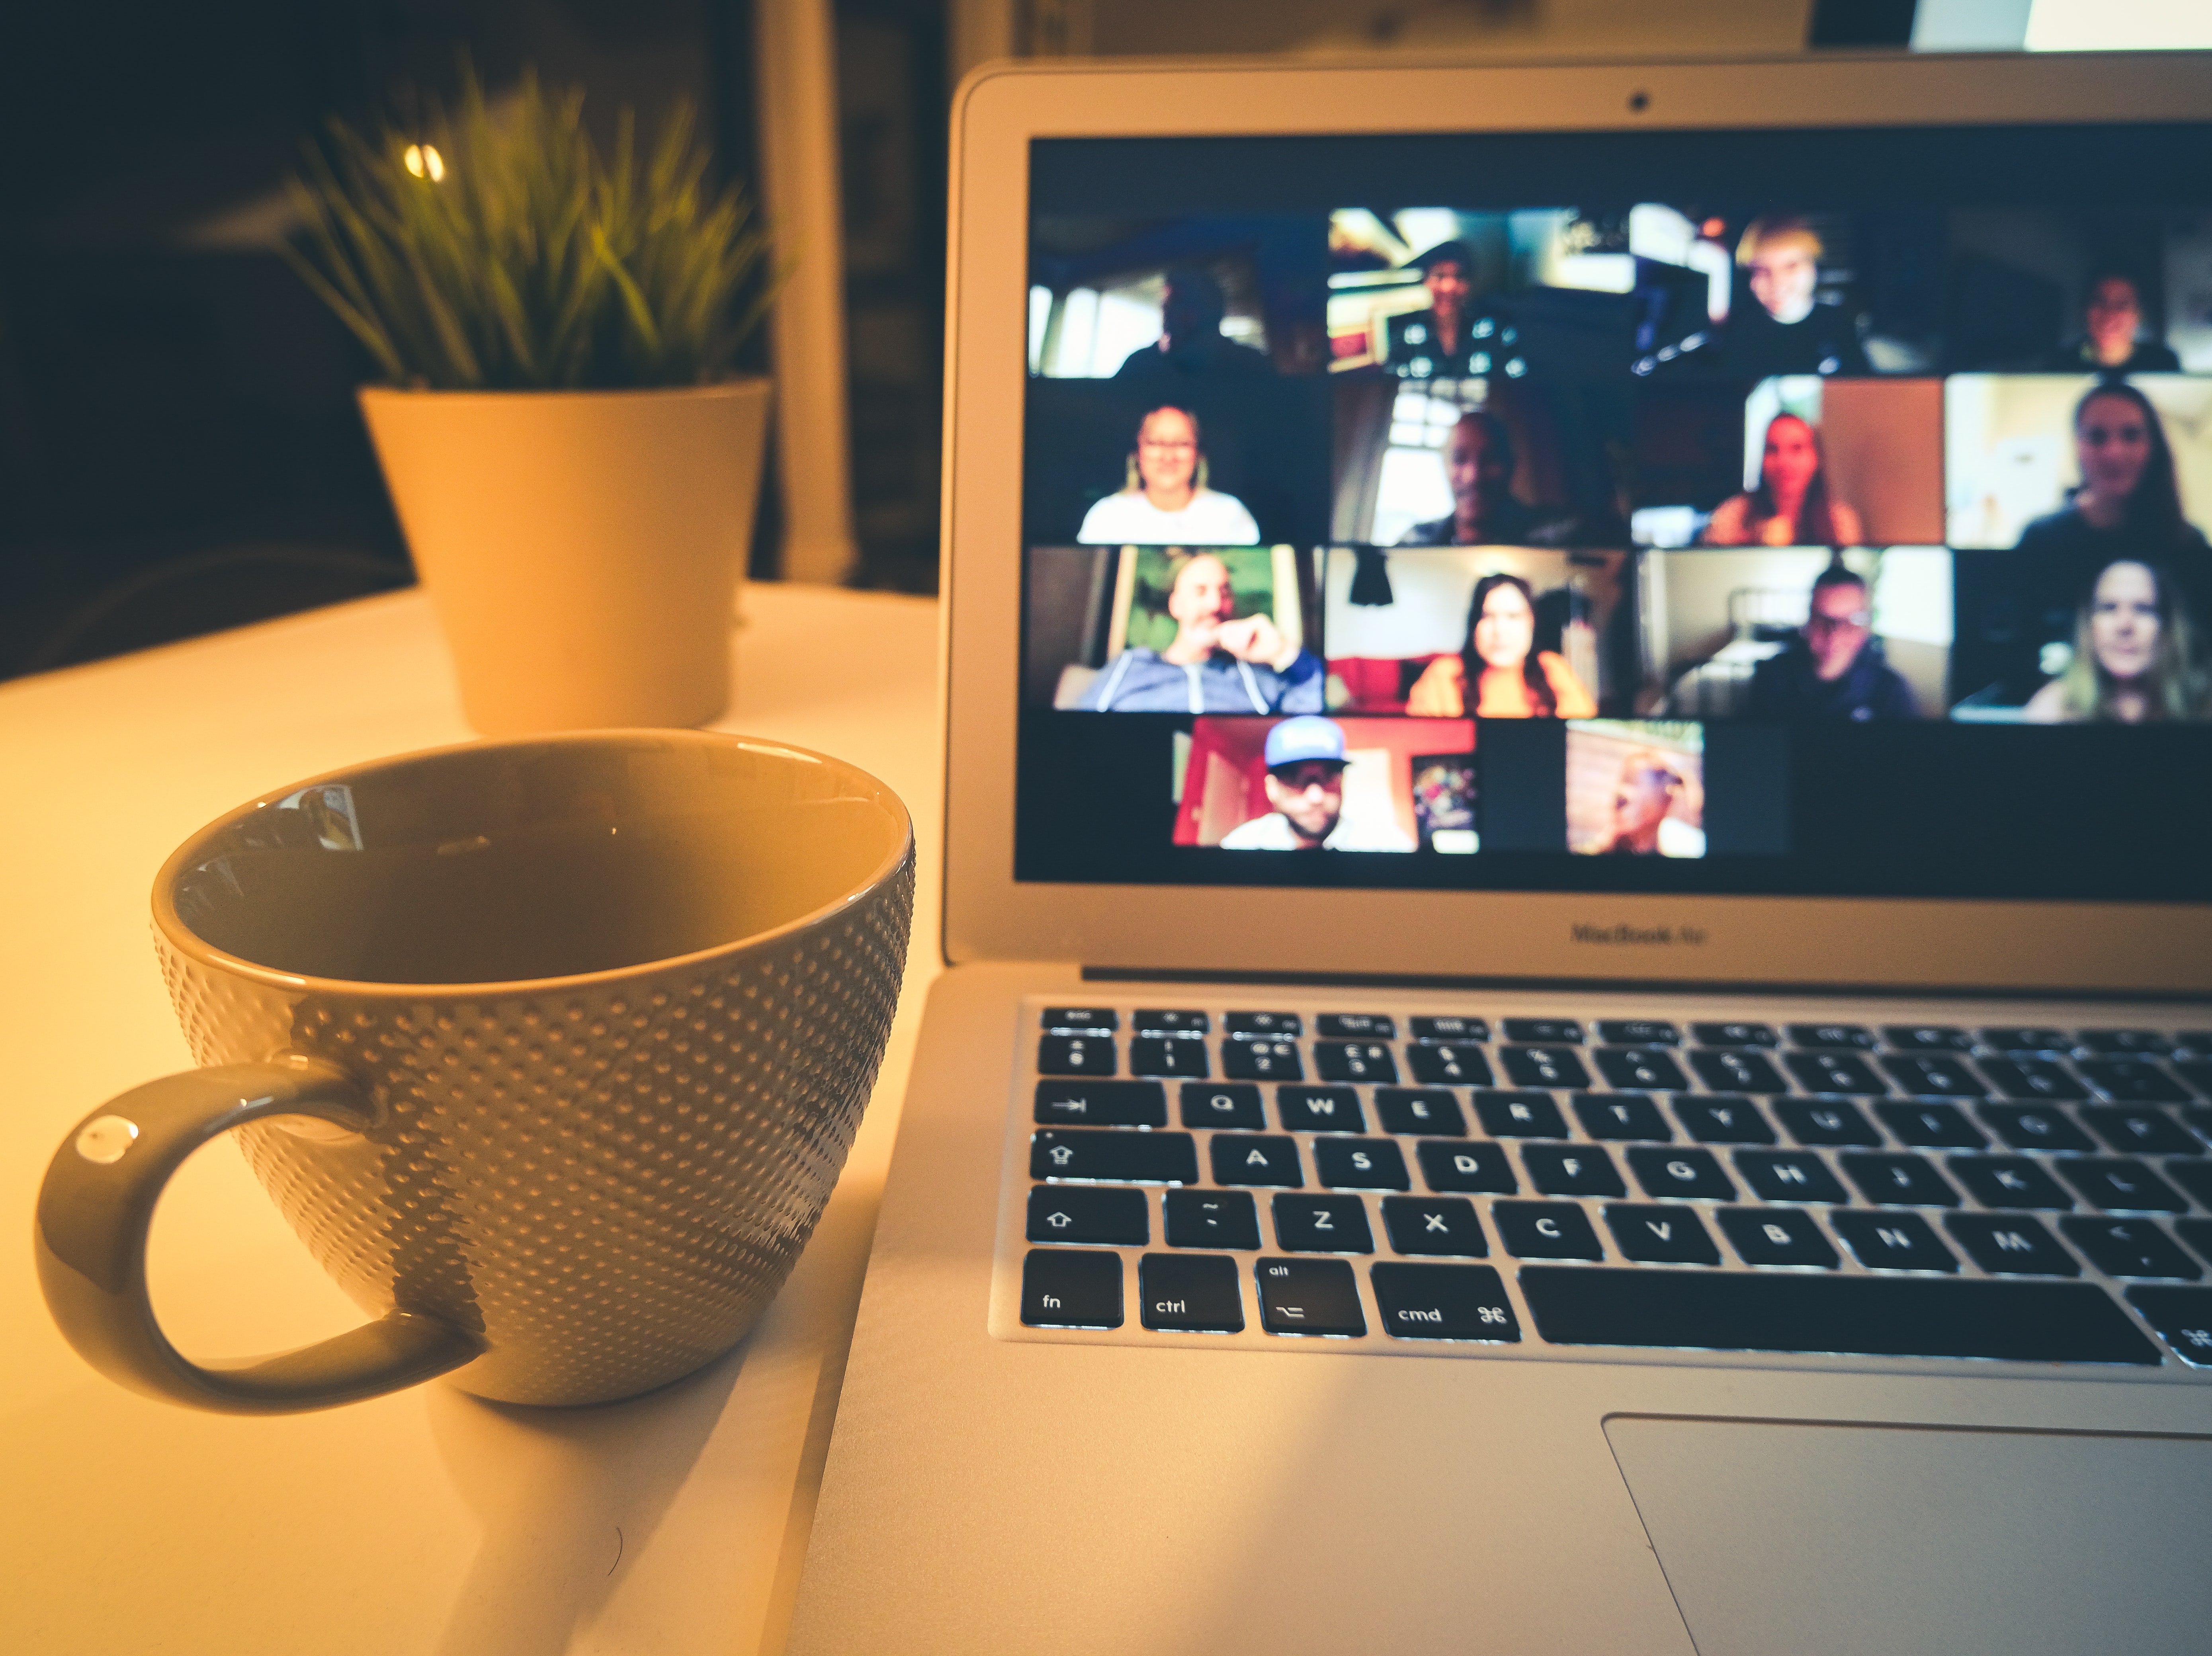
[2024,559,2206,724]
[1700,413,1864,548]
[1405,572,1595,719]
[1077,405,1261,546]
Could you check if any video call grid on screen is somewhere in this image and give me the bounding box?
[1012,125,2212,903]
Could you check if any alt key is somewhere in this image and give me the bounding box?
[1255,1257,1366,1336]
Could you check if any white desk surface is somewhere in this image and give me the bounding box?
[0,583,944,1655]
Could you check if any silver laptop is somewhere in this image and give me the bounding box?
[789,49,2212,1654]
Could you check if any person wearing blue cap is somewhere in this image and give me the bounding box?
[1081,552,1324,713]
[1217,716,1416,851]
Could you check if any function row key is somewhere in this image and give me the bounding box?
[1136,1009,1210,1034]
[1226,1012,1302,1038]
[1413,1015,1491,1043]
[1040,1007,1116,1033]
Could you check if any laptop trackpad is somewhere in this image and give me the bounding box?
[1604,1414,2212,1656]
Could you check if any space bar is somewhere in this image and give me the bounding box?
[1518,1268,2162,1365]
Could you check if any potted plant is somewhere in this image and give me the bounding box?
[283,71,778,733]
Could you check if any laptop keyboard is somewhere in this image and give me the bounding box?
[1002,1000,2212,1371]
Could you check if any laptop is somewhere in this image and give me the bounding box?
[789,48,2212,1654]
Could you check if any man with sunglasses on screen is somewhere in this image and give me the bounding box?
[1745,564,1919,721]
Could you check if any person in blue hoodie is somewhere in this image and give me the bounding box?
[1080,551,1325,714]
[1746,564,1919,721]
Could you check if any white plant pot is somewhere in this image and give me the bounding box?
[359,380,771,734]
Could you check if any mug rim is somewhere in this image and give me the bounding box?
[151,728,915,999]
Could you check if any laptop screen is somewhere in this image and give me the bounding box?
[1014,123,2212,904]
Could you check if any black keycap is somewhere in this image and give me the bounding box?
[1598,1019,1680,1047]
[1370,1262,1520,1342]
[1494,1201,1606,1260]
[1735,1149,1849,1204]
[1226,1012,1302,1039]
[1789,1023,1877,1051]
[1271,1193,1374,1253]
[1210,1134,1303,1187]
[1718,1207,1838,1269]
[1315,1041,1398,1084]
[1164,1189,1262,1250]
[1978,1104,2095,1153]
[1407,1043,1495,1086]
[1139,1253,1244,1332]
[1473,1090,1569,1138]
[1038,1034,1116,1077]
[1980,1027,2071,1055]
[1673,1096,1777,1145]
[2162,1216,2212,1263]
[1027,1185,1149,1246]
[1775,1099,1882,1147]
[1412,1015,1489,1043]
[1417,1139,1518,1195]
[2060,1218,2201,1280]
[1831,1211,1958,1273]
[2126,1285,2212,1364]
[1978,1058,2088,1102]
[1278,1086,1366,1133]
[1034,1078,1168,1129]
[1222,1040,1303,1081]
[1313,1137,1411,1191]
[1130,1036,1209,1079]
[1874,1101,1987,1148]
[2058,1158,2189,1214]
[1690,1049,1788,1094]
[2177,1064,2212,1101]
[1180,1082,1266,1130]
[1945,1214,2079,1277]
[1839,1152,1958,1207]
[1881,1058,1984,1099]
[1522,1143,1626,1197]
[1502,1046,1591,1090]
[2166,1162,2212,1213]
[1255,1257,1365,1336]
[1693,1021,1778,1049]
[1572,1092,1673,1142]
[1595,1048,1691,1092]
[1042,1007,1117,1033]
[1380,1195,1487,1257]
[1504,1018,1583,1045]
[2078,1060,2189,1103]
[1626,1146,1736,1201]
[1519,1267,2159,1364]
[1786,1052,1888,1096]
[1135,1008,1208,1035]
[2080,1107,2201,1156]
[1318,1013,1395,1040]
[1884,1025,1971,1052]
[2079,1030,2170,1056]
[1021,1249,1123,1328]
[2191,1107,2212,1147]
[1374,1088,1466,1137]
[1604,1203,1722,1264]
[1032,1129,1198,1185]
[1946,1155,2075,1211]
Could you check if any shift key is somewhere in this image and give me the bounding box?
[1032,1128,1198,1185]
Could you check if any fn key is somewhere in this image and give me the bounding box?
[1021,1250,1123,1328]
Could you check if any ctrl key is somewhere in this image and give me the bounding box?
[1139,1254,1244,1332]
[1255,1258,1367,1337]
[1370,1263,1521,1343]
[1021,1249,1123,1329]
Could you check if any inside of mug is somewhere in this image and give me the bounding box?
[166,736,907,984]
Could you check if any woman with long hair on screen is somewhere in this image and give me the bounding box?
[1405,572,1596,718]
[2024,559,2207,724]
[1700,412,1864,547]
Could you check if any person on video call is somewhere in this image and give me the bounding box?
[1746,563,1919,721]
[1701,413,1864,547]
[2025,559,2206,724]
[1395,411,1571,547]
[1601,750,1705,857]
[2040,268,2183,374]
[1077,405,1261,545]
[1217,715,1414,851]
[1384,240,1481,379]
[1081,551,1323,713]
[1114,266,1273,381]
[1721,217,1870,379]
[1405,571,1596,719]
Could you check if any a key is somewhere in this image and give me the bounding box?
[1595,1049,1690,1092]
[1026,1185,1148,1246]
[2060,1218,2200,1280]
[1789,1023,1877,1051]
[1370,1263,1520,1342]
[1380,1195,1487,1257]
[2057,1158,2189,1214]
[1312,1137,1411,1191]
[1209,1133,1304,1187]
[1315,1041,1398,1084]
[1164,1189,1262,1250]
[2126,1285,2212,1364]
[1775,1099,1882,1147]
[1504,1018,1582,1045]
[1572,1092,1673,1142]
[1270,1193,1374,1253]
[1501,1046,1591,1089]
[1406,1043,1494,1086]
[1226,1012,1302,1039]
[1138,1253,1244,1332]
[1034,1078,1167,1128]
[1278,1085,1365,1133]
[1839,1152,1960,1208]
[1031,1129,1198,1184]
[1690,1049,1788,1093]
[1830,1211,1958,1273]
[1786,1052,1888,1096]
[1317,1014,1395,1039]
[1672,1095,1777,1145]
[1598,1020,1680,1047]
[1038,1034,1116,1076]
[1130,1036,1209,1078]
[2078,1059,2189,1103]
[1178,1082,1266,1130]
[1945,1214,2079,1277]
[2079,1107,2200,1156]
[1522,1143,1626,1197]
[1880,1059,1984,1100]
[1603,1203,1721,1264]
[1734,1149,1849,1204]
[1946,1155,2075,1211]
[1717,1207,1838,1269]
[1021,1249,1123,1328]
[1255,1258,1365,1336]
[1412,1015,1490,1043]
[1222,1040,1303,1082]
[1692,1021,1778,1049]
[1978,1059,2089,1102]
[1978,1104,2095,1153]
[1135,1008,1209,1035]
[1874,1101,1987,1148]
[1493,1201,1606,1260]
[1415,1139,1518,1194]
[1626,1146,1736,1201]
[1473,1090,1569,1138]
[1374,1088,1467,1137]
[1041,1007,1117,1033]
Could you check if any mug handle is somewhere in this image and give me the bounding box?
[35,1056,485,1414]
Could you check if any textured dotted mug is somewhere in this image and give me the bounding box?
[35,730,914,1412]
